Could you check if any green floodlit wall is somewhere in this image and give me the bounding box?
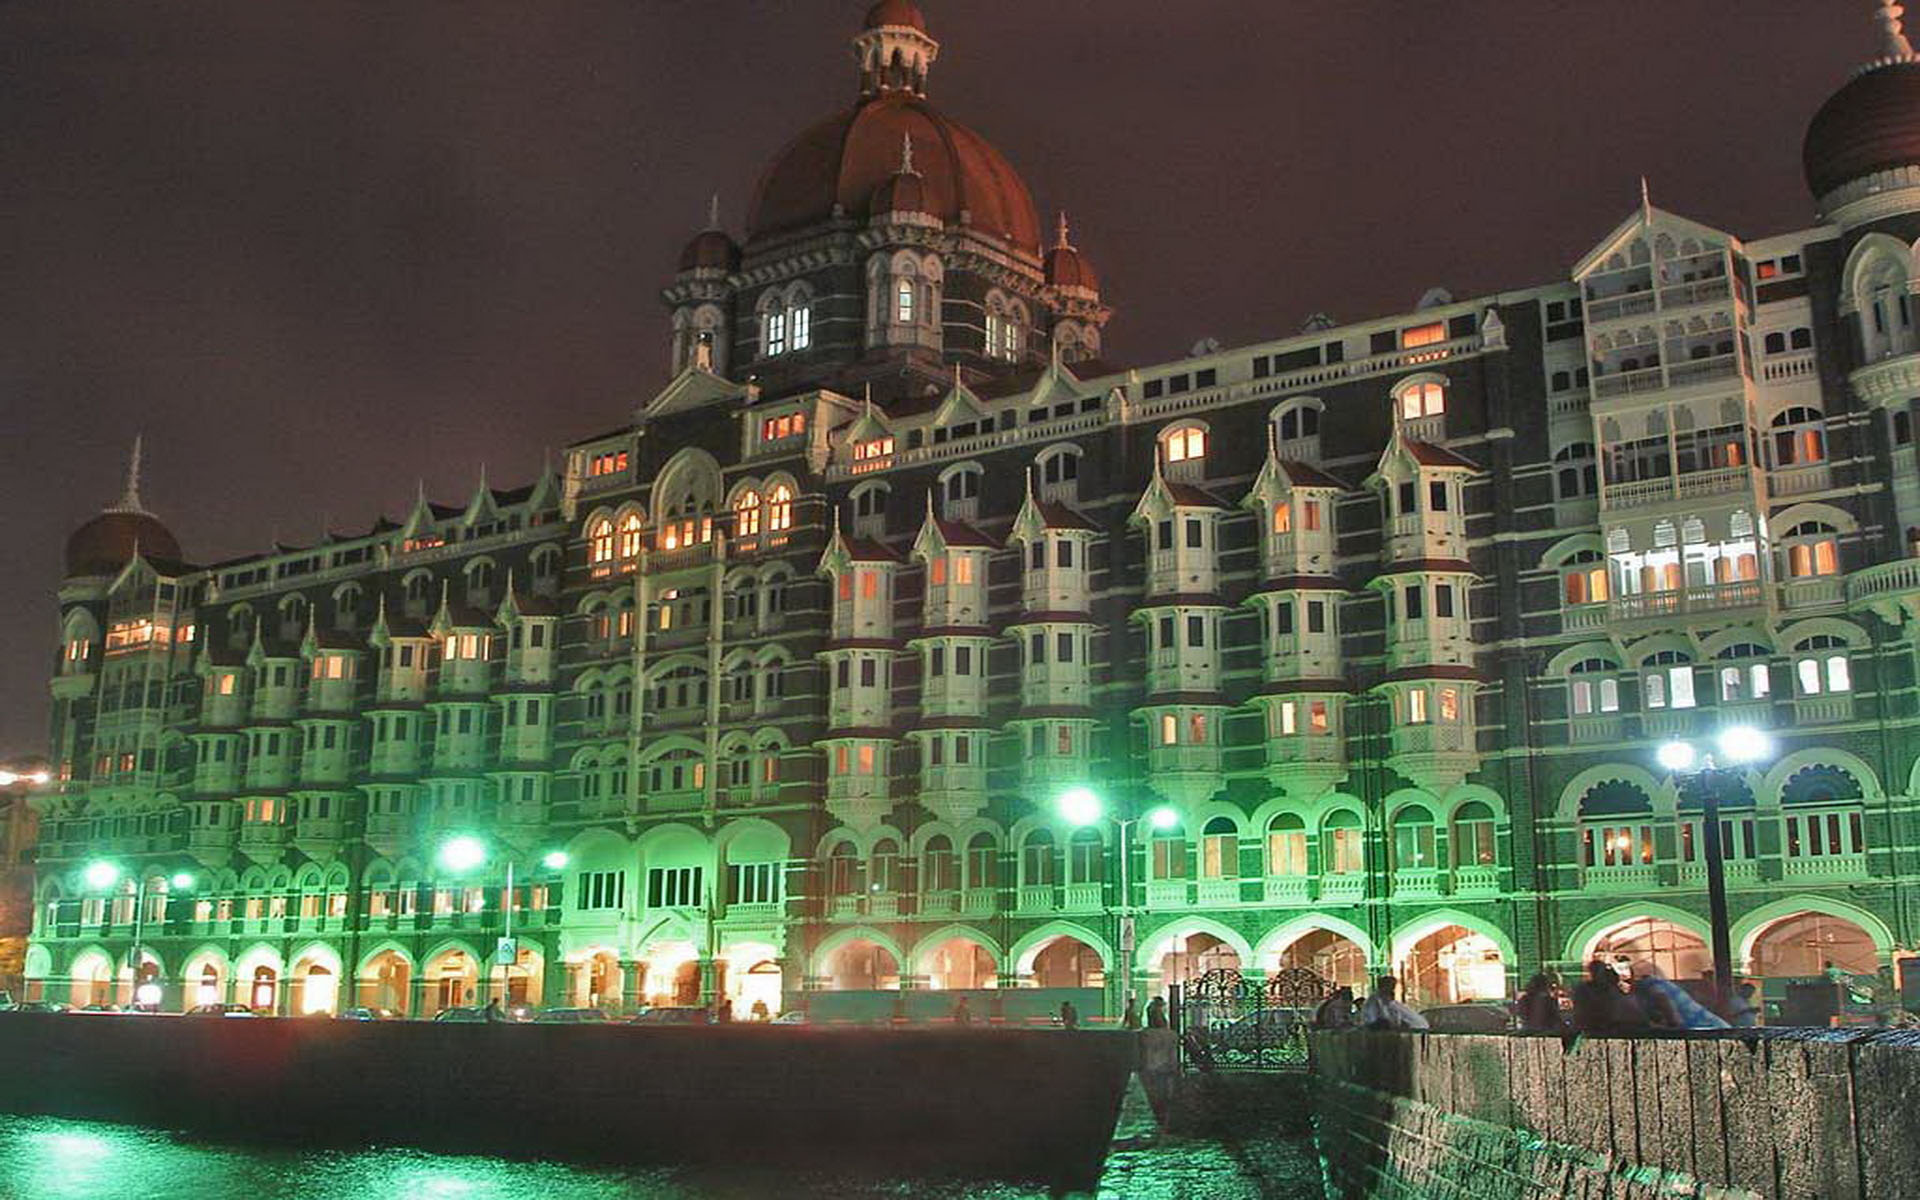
[1311,1029,1920,1200]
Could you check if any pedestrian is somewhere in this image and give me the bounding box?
[1726,981,1761,1028]
[1059,1000,1079,1030]
[1630,962,1727,1030]
[1570,958,1647,1035]
[952,995,973,1026]
[717,997,733,1023]
[1515,972,1566,1033]
[1313,986,1357,1030]
[483,998,504,1023]
[1145,996,1169,1029]
[1121,995,1140,1030]
[1358,976,1429,1031]
[749,998,770,1022]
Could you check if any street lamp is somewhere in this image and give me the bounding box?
[436,835,570,1006]
[1656,725,1773,1013]
[81,862,194,1010]
[1057,787,1177,1017]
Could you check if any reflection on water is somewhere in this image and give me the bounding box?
[0,1115,1051,1200]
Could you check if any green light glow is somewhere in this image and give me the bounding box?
[437,836,486,874]
[1056,787,1102,827]
[81,861,119,890]
[1147,806,1179,831]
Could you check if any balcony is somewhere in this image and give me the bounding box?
[1779,576,1844,612]
[1792,694,1855,724]
[1452,865,1499,895]
[1782,854,1869,881]
[1584,291,1658,323]
[1610,580,1764,625]
[1017,884,1057,915]
[1145,880,1189,908]
[1760,351,1818,386]
[1850,556,1920,624]
[1666,354,1741,389]
[828,895,863,920]
[1601,465,1751,512]
[1658,276,1732,311]
[1569,715,1624,745]
[1195,877,1241,907]
[1583,864,1658,892]
[1592,366,1665,400]
[1641,708,1696,739]
[1319,873,1365,903]
[1062,881,1104,912]
[1769,462,1832,498]
[920,890,957,917]
[1391,868,1443,899]
[1678,860,1761,887]
[868,892,900,919]
[961,888,996,917]
[1262,875,1312,905]
[1562,602,1608,633]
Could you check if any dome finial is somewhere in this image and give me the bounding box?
[854,2,938,98]
[1055,211,1072,250]
[899,132,915,175]
[707,192,722,230]
[1879,2,1915,60]
[113,435,147,514]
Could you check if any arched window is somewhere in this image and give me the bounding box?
[1714,643,1772,702]
[1022,829,1057,886]
[734,490,762,537]
[1554,443,1598,500]
[827,843,861,897]
[896,278,916,325]
[588,520,615,570]
[1322,810,1364,874]
[1560,550,1609,606]
[870,839,900,894]
[1161,424,1206,464]
[1266,814,1307,876]
[1068,827,1104,884]
[924,835,958,892]
[1771,407,1827,466]
[1273,401,1321,446]
[1150,821,1187,879]
[767,484,794,532]
[1567,658,1620,715]
[1392,806,1438,871]
[1200,817,1238,879]
[966,832,997,889]
[1793,635,1852,695]
[1398,380,1446,420]
[1453,801,1496,867]
[1037,446,1081,498]
[1781,521,1840,578]
[1642,650,1695,709]
[761,293,789,358]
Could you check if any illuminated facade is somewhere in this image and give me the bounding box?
[28,3,1920,1017]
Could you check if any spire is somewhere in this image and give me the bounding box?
[899,132,916,176]
[1639,175,1652,220]
[707,192,722,230]
[110,435,147,514]
[1055,211,1072,250]
[1878,2,1915,60]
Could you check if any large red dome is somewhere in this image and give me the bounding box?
[65,510,182,577]
[747,95,1043,254]
[1804,60,1920,201]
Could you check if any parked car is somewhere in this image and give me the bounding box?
[532,1007,608,1024]
[10,1001,65,1014]
[70,1003,124,1015]
[628,1006,712,1026]
[1420,1003,1513,1033]
[336,1007,398,1021]
[433,1006,490,1023]
[184,1004,257,1018]
[769,1010,808,1025]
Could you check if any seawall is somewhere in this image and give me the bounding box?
[0,1014,1138,1189]
[1311,1029,1920,1200]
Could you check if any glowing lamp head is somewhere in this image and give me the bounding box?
[133,983,162,1008]
[82,861,120,890]
[1716,725,1772,766]
[0,772,14,787]
[541,850,571,871]
[28,771,49,785]
[169,872,196,891]
[1056,787,1103,828]
[1656,741,1698,773]
[1147,806,1180,831]
[437,835,487,873]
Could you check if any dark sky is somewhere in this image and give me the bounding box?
[0,1,1871,754]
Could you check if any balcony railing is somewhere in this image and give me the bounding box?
[1062,882,1104,912]
[1584,863,1659,891]
[1848,557,1920,605]
[1195,878,1241,906]
[1667,354,1741,389]
[1262,875,1312,905]
[1145,879,1189,908]
[1761,351,1818,385]
[1017,884,1057,914]
[1592,366,1665,399]
[1769,462,1832,497]
[1453,865,1499,895]
[1319,873,1365,902]
[1610,579,1762,622]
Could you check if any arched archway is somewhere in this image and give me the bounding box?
[422,945,479,1015]
[1578,913,1709,982]
[358,947,413,1014]
[1745,911,1880,978]
[1270,928,1370,991]
[569,947,624,1010]
[1394,924,1509,1004]
[290,944,343,1015]
[721,941,783,1020]
[825,939,900,991]
[918,935,999,990]
[1030,936,1105,989]
[67,949,113,1009]
[180,948,229,1011]
[1153,932,1242,989]
[489,945,545,1009]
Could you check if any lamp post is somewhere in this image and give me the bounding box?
[1057,787,1177,1019]
[436,835,570,1007]
[83,861,194,1010]
[1656,725,1773,1013]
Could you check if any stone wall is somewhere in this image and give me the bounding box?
[1312,1029,1920,1200]
[0,1013,1138,1191]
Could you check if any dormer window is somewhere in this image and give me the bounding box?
[1163,425,1206,464]
[854,437,895,463]
[1398,380,1445,420]
[761,412,806,442]
[589,451,628,477]
[896,280,916,324]
[940,466,982,521]
[985,291,1028,361]
[1271,400,1322,459]
[758,286,813,359]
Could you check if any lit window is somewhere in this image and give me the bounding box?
[1406,689,1429,723]
[854,437,895,463]
[896,280,915,324]
[765,307,788,357]
[791,305,812,350]
[589,520,615,566]
[1160,713,1177,745]
[1163,426,1206,463]
[767,485,793,532]
[588,451,629,477]
[1272,502,1291,533]
[734,491,762,537]
[1402,322,1445,349]
[617,514,644,559]
[1398,381,1446,419]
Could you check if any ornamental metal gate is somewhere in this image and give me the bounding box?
[1175,966,1330,1070]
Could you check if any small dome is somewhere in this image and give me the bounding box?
[872,168,932,219]
[1047,243,1099,292]
[1804,59,1920,202]
[66,509,182,578]
[865,0,926,31]
[677,227,741,273]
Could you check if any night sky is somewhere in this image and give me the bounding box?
[0,1,1870,754]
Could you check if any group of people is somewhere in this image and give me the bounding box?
[1311,976,1430,1031]
[1515,960,1759,1034]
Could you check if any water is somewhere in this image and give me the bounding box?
[0,1114,1323,1199]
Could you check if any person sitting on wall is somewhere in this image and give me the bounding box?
[952,995,973,1026]
[1313,986,1358,1030]
[1630,962,1728,1031]
[1725,981,1761,1028]
[1145,996,1169,1029]
[1514,972,1567,1033]
[1058,1000,1079,1030]
[1570,959,1648,1035]
[1358,976,1429,1031]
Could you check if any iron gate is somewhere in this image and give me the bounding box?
[1176,966,1330,1070]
